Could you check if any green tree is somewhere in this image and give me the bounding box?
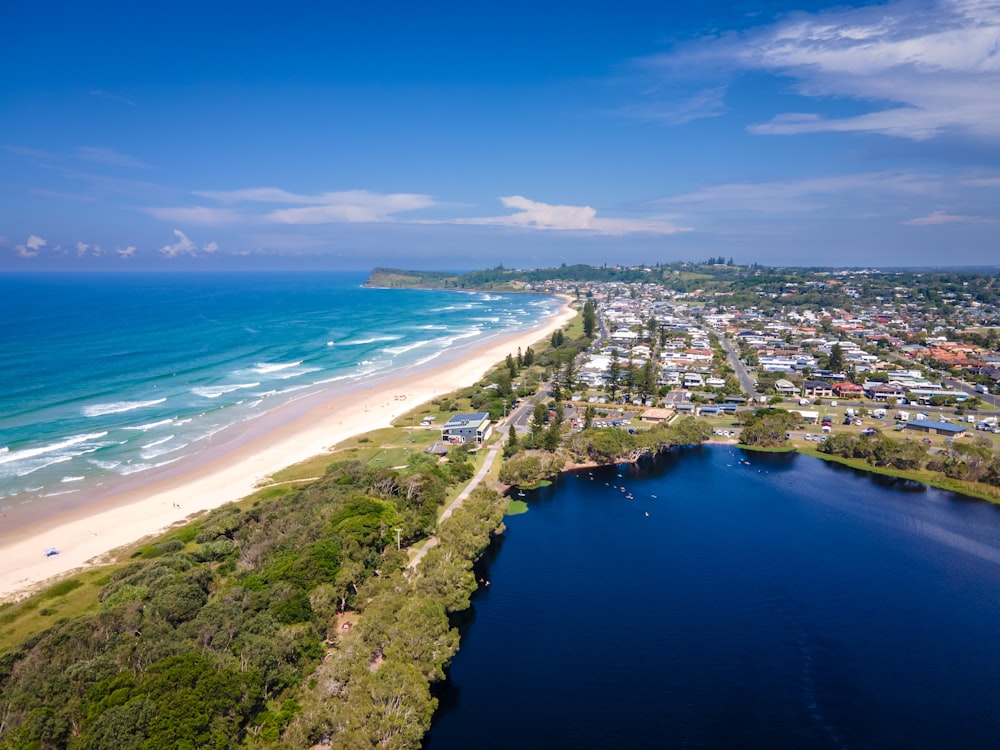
[504,424,519,457]
[828,343,846,373]
[523,346,535,368]
[607,350,622,399]
[530,402,548,444]
[582,300,598,339]
[738,408,798,447]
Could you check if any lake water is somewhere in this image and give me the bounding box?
[427,446,1000,749]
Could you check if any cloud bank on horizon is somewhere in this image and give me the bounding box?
[2,0,998,269]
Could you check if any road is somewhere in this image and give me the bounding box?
[941,375,1000,410]
[718,335,760,401]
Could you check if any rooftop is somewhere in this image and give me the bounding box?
[442,412,491,429]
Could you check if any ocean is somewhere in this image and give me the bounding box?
[427,447,1000,749]
[0,272,559,519]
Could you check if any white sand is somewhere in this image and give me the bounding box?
[0,298,576,600]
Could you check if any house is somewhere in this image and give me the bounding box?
[682,372,705,388]
[832,382,864,398]
[774,378,799,396]
[640,407,675,423]
[441,412,492,445]
[802,380,834,398]
[866,383,907,401]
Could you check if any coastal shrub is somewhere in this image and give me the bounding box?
[39,578,84,600]
[134,542,165,559]
[100,584,149,609]
[194,538,236,562]
[195,507,243,543]
[147,582,208,626]
[171,524,201,544]
[133,538,188,558]
[269,587,314,625]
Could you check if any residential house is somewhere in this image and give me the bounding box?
[441,412,492,446]
[774,378,799,396]
[802,380,834,398]
[832,382,865,398]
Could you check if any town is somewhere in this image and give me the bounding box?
[371,263,1000,496]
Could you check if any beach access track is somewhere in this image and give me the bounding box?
[406,434,506,570]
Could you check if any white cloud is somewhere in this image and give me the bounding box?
[15,235,46,258]
[146,188,436,226]
[142,206,247,225]
[903,210,988,224]
[159,230,198,258]
[964,176,1000,187]
[77,146,148,168]
[193,187,319,204]
[655,171,942,213]
[615,86,728,125]
[453,196,691,235]
[76,241,90,257]
[203,241,218,253]
[117,245,136,259]
[648,0,1000,140]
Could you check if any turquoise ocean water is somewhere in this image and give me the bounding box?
[0,272,558,517]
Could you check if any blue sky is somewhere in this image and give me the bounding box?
[2,0,998,271]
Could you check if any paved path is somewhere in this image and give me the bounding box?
[406,436,506,570]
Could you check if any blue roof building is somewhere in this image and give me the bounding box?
[902,419,968,437]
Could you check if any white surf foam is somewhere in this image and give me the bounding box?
[89,459,122,470]
[192,383,260,398]
[339,335,403,346]
[0,432,109,467]
[123,418,176,432]
[82,398,166,417]
[6,454,74,479]
[117,456,183,476]
[383,340,433,356]
[274,366,321,380]
[141,435,175,450]
[252,361,302,374]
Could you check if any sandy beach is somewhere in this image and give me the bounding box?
[0,298,576,601]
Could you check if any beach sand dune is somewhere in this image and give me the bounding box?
[0,299,576,600]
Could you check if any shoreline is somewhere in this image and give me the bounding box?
[0,297,577,601]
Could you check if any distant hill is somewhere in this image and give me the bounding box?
[364,264,697,290]
[363,268,463,288]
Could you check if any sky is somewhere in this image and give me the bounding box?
[2,0,998,271]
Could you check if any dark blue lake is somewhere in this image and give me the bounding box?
[426,446,1000,749]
